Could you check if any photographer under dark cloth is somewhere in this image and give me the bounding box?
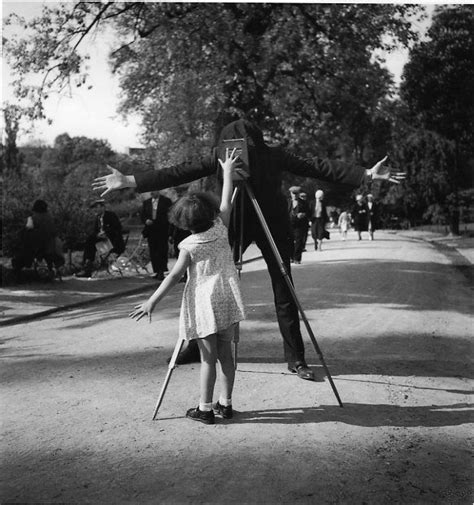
[93,119,403,380]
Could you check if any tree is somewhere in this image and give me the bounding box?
[1,133,130,257]
[5,3,424,167]
[1,104,23,173]
[400,5,474,233]
[391,125,456,226]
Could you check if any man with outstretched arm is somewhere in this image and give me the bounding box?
[93,119,404,380]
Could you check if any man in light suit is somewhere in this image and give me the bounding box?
[366,193,378,240]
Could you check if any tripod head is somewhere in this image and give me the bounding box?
[217,138,250,181]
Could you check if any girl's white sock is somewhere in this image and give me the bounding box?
[219,397,232,407]
[199,402,212,412]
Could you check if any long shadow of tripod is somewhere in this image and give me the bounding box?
[152,177,343,420]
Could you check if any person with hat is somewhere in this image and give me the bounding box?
[288,186,310,264]
[366,193,378,240]
[351,194,368,240]
[310,189,329,251]
[76,199,125,277]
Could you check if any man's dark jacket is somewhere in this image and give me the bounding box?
[94,210,125,254]
[351,203,369,232]
[288,198,311,229]
[134,119,366,246]
[367,202,378,231]
[140,196,172,239]
[132,119,367,364]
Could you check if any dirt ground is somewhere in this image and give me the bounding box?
[1,231,473,504]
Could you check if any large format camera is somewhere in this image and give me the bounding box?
[217,138,250,181]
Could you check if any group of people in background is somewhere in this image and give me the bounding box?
[288,188,378,263]
[12,184,379,282]
[13,191,186,281]
[288,185,331,263]
[75,192,187,279]
[351,193,378,241]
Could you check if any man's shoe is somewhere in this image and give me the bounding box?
[186,407,215,425]
[213,401,233,419]
[153,271,165,280]
[288,362,314,381]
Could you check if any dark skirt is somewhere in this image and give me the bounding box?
[311,218,327,240]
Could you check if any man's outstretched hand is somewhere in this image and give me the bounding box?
[369,156,405,184]
[92,165,137,197]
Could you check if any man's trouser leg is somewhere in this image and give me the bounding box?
[83,236,97,264]
[294,227,305,262]
[148,235,168,274]
[255,232,305,365]
[310,222,318,250]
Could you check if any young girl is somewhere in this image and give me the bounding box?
[130,149,245,424]
[338,210,350,241]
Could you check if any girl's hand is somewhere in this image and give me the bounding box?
[218,147,239,175]
[129,300,155,323]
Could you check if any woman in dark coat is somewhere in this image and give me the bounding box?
[12,199,64,277]
[352,194,368,240]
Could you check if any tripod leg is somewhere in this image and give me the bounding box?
[231,185,244,370]
[151,337,186,420]
[244,182,343,407]
[233,323,239,370]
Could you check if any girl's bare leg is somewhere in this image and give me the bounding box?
[196,335,217,406]
[217,338,235,401]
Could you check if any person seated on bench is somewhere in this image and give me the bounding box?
[76,199,125,277]
[12,199,64,280]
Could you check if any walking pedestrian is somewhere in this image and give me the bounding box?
[310,189,329,251]
[130,148,245,424]
[338,210,350,241]
[299,192,310,251]
[366,193,378,240]
[352,194,368,240]
[288,186,310,264]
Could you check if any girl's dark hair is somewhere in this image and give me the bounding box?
[169,192,220,233]
[32,199,48,213]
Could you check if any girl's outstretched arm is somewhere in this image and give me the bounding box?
[129,248,190,322]
[218,148,238,228]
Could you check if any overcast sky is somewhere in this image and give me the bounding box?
[2,1,435,153]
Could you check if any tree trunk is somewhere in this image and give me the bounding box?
[448,208,460,235]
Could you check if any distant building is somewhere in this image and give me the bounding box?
[128,147,146,157]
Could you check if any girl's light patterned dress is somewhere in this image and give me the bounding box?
[178,217,245,340]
